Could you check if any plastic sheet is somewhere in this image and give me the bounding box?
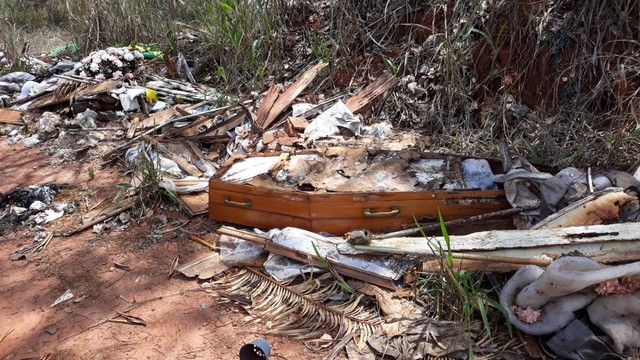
[219,236,265,266]
[304,101,361,141]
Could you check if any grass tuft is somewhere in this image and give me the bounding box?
[414,210,513,356]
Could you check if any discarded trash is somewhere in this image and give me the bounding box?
[303,100,361,141]
[461,158,499,190]
[48,43,79,57]
[239,339,271,360]
[175,253,227,280]
[114,262,131,271]
[119,87,147,111]
[51,289,74,307]
[71,109,98,130]
[546,319,615,360]
[37,112,63,140]
[0,71,35,84]
[188,234,218,250]
[531,187,639,229]
[5,184,58,208]
[218,226,414,289]
[28,201,46,211]
[22,135,41,147]
[1,185,64,237]
[263,253,324,283]
[500,256,640,353]
[32,208,64,224]
[219,236,265,267]
[502,159,640,229]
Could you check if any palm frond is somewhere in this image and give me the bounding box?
[223,267,382,344]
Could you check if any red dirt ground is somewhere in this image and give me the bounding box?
[0,139,345,360]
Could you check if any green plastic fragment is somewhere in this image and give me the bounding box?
[49,43,78,57]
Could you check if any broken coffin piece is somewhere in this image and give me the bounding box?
[209,148,510,234]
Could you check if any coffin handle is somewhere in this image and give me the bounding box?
[363,206,400,218]
[224,195,252,208]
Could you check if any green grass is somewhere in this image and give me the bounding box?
[113,151,180,211]
[415,211,513,357]
[312,242,354,297]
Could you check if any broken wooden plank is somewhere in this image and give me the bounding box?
[177,192,209,216]
[0,109,24,125]
[217,226,397,290]
[28,79,121,110]
[285,116,309,136]
[59,198,134,237]
[142,135,203,177]
[255,83,280,126]
[103,104,233,159]
[182,134,229,145]
[261,62,327,130]
[344,72,399,114]
[262,130,286,144]
[126,117,140,139]
[175,253,228,279]
[192,111,245,138]
[137,102,206,130]
[277,136,300,147]
[137,105,181,129]
[339,222,640,269]
[186,141,205,161]
[162,98,250,138]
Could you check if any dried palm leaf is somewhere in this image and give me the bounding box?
[53,81,84,97]
[223,267,382,345]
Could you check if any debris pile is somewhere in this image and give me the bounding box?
[2,43,640,359]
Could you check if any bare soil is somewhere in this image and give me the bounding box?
[0,139,338,360]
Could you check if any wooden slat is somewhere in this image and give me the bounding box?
[137,102,205,130]
[311,217,515,235]
[342,223,640,265]
[127,117,140,138]
[344,72,399,114]
[0,109,24,125]
[137,105,181,129]
[262,62,327,130]
[255,83,280,126]
[177,192,209,216]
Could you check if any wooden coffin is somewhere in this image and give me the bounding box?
[209,149,511,235]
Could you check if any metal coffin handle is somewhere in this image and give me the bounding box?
[363,206,400,218]
[224,195,252,208]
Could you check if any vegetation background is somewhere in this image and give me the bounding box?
[2,0,639,169]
